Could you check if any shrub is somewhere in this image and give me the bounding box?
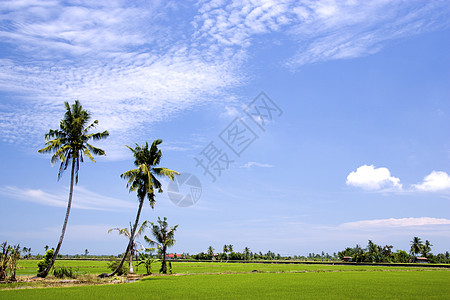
[37,249,54,273]
[0,241,21,281]
[53,267,76,279]
[107,257,129,276]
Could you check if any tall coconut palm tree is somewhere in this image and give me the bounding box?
[37,100,108,278]
[144,217,178,274]
[108,221,149,274]
[103,140,178,277]
[410,237,423,258]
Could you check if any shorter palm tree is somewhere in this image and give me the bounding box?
[244,247,251,260]
[108,221,149,274]
[222,245,229,261]
[144,217,178,274]
[207,246,214,260]
[420,240,433,258]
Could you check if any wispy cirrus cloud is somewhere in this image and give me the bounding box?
[0,185,134,211]
[241,161,274,169]
[339,217,450,230]
[193,0,450,67]
[0,0,448,159]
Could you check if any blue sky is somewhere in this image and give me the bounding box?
[0,0,449,256]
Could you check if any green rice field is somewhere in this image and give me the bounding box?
[1,260,449,299]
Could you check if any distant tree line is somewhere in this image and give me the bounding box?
[188,237,450,264]
[337,237,449,264]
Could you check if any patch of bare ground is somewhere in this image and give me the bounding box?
[0,275,128,290]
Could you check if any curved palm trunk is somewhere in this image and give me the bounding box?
[38,160,75,278]
[103,197,144,277]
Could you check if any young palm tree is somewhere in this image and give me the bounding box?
[37,100,108,278]
[410,237,423,258]
[108,221,149,274]
[144,217,178,274]
[103,140,178,277]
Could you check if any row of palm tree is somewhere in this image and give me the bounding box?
[109,217,178,275]
[38,100,179,278]
[410,236,433,258]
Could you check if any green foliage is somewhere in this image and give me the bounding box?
[2,268,450,299]
[144,217,178,274]
[107,140,179,277]
[107,257,129,276]
[0,241,21,281]
[191,252,210,260]
[410,236,423,257]
[393,250,411,263]
[338,240,415,263]
[53,267,76,279]
[137,250,159,275]
[37,101,109,278]
[37,249,54,273]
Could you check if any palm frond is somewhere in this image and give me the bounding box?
[136,221,149,236]
[86,130,109,141]
[83,148,95,163]
[144,235,158,247]
[83,120,99,134]
[38,100,108,182]
[86,143,106,157]
[153,168,180,180]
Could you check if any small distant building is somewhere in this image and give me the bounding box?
[343,256,353,262]
[415,257,428,263]
[166,253,182,259]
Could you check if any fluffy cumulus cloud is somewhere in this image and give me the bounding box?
[413,171,450,192]
[346,164,402,191]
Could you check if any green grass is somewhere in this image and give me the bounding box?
[1,270,449,299]
[15,259,444,276]
[16,259,111,276]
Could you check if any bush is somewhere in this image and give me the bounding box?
[0,241,21,282]
[54,267,76,279]
[107,257,128,276]
[37,249,54,273]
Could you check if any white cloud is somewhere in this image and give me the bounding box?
[413,171,450,192]
[340,217,450,229]
[346,164,402,191]
[0,0,449,158]
[0,185,134,211]
[241,161,274,169]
